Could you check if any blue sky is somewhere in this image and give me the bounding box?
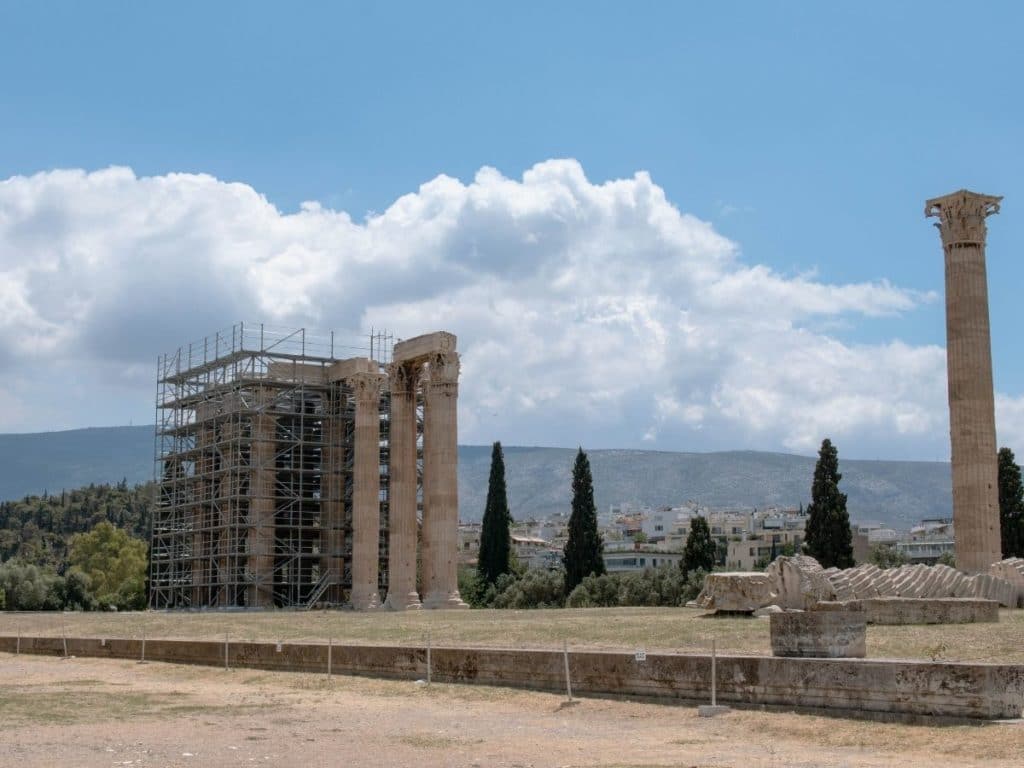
[1,2,1022,459]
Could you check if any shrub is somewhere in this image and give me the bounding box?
[567,573,621,608]
[491,569,565,609]
[0,560,61,610]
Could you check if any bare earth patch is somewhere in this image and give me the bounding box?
[1,653,1022,768]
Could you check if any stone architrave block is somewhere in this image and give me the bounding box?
[392,331,456,363]
[770,610,866,658]
[692,572,776,613]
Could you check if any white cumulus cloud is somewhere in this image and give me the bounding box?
[0,159,1021,457]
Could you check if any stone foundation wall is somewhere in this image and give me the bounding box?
[770,611,867,658]
[2,635,1022,720]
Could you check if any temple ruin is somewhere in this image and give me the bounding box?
[148,324,466,610]
[926,190,1003,573]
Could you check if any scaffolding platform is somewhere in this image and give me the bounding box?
[149,323,399,610]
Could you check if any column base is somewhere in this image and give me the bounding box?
[384,590,423,611]
[349,587,380,611]
[421,590,468,610]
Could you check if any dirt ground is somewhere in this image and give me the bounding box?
[2,653,1022,768]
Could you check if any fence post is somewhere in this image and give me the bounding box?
[62,616,68,658]
[16,625,21,655]
[711,638,717,707]
[140,627,147,664]
[224,631,229,671]
[426,632,432,685]
[327,637,333,678]
[562,640,573,702]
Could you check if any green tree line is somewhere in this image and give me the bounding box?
[0,482,152,611]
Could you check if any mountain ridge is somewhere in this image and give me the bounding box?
[0,427,951,529]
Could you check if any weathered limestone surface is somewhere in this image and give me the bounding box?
[842,597,999,625]
[770,610,867,658]
[926,190,1003,573]
[766,556,1021,610]
[989,557,1024,608]
[383,361,421,611]
[420,350,467,609]
[8,635,1023,719]
[392,331,456,364]
[765,555,836,610]
[692,572,777,612]
[326,356,377,382]
[348,370,384,610]
[824,562,1017,608]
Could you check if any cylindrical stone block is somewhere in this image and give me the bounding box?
[350,372,384,610]
[927,190,1003,574]
[384,362,422,610]
[421,352,467,609]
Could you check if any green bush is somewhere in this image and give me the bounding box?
[567,573,620,607]
[0,560,61,610]
[465,563,710,611]
[491,569,565,609]
[566,565,704,608]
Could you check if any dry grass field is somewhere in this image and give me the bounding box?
[2,652,1023,768]
[2,606,1023,663]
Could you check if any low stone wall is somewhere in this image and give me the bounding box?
[770,611,866,658]
[847,598,1000,625]
[2,635,1022,720]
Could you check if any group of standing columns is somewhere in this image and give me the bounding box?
[340,331,466,610]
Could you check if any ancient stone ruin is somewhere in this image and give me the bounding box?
[926,190,1003,574]
[150,325,466,611]
[692,555,1024,616]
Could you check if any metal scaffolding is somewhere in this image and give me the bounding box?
[149,323,393,610]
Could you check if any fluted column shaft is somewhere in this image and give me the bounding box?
[350,371,384,609]
[421,352,467,608]
[927,190,1003,574]
[384,362,422,610]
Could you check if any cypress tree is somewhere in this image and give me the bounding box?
[803,438,854,568]
[998,447,1024,558]
[563,447,605,594]
[680,515,716,580]
[477,441,512,584]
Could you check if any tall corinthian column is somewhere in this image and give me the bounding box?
[384,361,422,610]
[926,189,1003,574]
[421,351,467,609]
[349,370,384,609]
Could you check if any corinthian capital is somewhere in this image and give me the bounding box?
[426,351,460,386]
[925,189,1002,247]
[386,361,420,397]
[350,371,385,403]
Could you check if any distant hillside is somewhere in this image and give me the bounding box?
[0,427,153,501]
[0,427,952,530]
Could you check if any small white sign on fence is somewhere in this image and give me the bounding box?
[634,650,647,662]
